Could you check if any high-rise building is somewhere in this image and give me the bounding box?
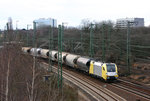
[34,18,57,28]
[116,18,144,28]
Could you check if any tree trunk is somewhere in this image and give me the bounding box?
[5,57,10,101]
[30,56,36,101]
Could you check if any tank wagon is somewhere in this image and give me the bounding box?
[76,57,91,72]
[22,47,118,81]
[40,49,49,58]
[60,52,68,63]
[22,47,31,53]
[30,48,41,56]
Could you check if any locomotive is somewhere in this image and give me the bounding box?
[22,47,118,81]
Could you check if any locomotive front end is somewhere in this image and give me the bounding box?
[105,63,118,81]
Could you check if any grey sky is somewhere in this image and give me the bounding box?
[1,0,150,29]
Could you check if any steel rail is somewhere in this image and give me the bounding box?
[110,81,150,101]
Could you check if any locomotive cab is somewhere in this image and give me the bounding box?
[89,61,118,81]
[102,63,118,81]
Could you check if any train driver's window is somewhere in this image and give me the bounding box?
[103,67,105,71]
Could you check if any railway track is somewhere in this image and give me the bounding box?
[109,79,150,101]
[39,59,150,101]
[118,78,150,94]
[41,62,125,101]
[61,67,125,101]
[23,46,150,101]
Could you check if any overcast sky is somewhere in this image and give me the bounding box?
[0,0,150,29]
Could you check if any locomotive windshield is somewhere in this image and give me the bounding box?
[107,64,116,72]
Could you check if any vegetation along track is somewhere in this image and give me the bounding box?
[40,61,125,101]
[109,79,150,101]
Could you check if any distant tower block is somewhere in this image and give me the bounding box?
[116,18,144,29]
[34,18,57,28]
[7,17,13,30]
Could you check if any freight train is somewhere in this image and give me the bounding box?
[22,47,118,81]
